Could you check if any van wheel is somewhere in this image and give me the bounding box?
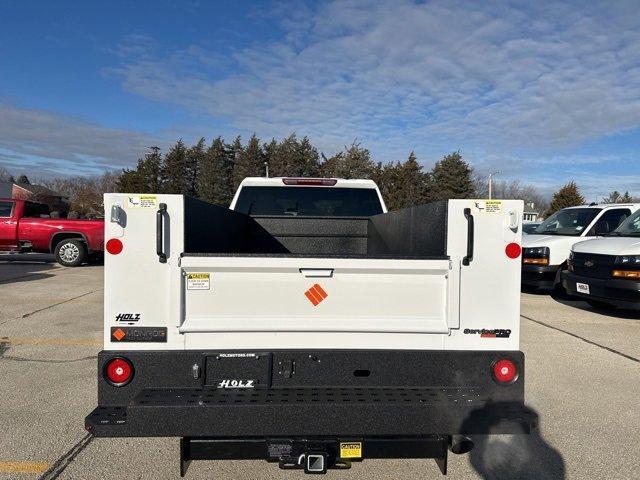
[54,239,87,267]
[586,299,615,310]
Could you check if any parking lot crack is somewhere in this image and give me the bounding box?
[521,314,639,363]
[0,355,97,364]
[0,289,102,325]
[37,433,93,480]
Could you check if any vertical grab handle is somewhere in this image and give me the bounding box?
[156,203,167,263]
[462,208,474,266]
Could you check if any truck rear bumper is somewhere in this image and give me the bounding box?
[86,387,533,438]
[87,349,529,438]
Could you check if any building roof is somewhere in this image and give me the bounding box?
[13,183,67,198]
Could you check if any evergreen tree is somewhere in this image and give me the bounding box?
[197,137,234,206]
[374,152,429,210]
[295,136,321,177]
[429,151,475,201]
[266,134,321,177]
[17,174,30,184]
[139,146,163,193]
[620,191,633,203]
[262,138,279,177]
[116,168,145,193]
[161,140,188,194]
[185,138,205,197]
[320,141,376,179]
[603,190,622,203]
[545,181,585,216]
[233,134,265,188]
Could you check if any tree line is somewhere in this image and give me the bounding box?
[5,135,629,218]
[115,134,477,211]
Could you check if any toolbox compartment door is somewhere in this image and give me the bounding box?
[179,257,453,334]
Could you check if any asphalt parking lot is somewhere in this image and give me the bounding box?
[1,253,639,480]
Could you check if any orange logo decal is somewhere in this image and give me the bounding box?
[305,283,328,306]
[112,328,126,341]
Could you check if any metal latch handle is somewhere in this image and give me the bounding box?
[156,203,167,263]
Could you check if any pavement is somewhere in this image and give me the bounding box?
[0,253,638,480]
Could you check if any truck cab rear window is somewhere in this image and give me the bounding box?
[0,201,13,217]
[23,202,51,218]
[234,186,383,217]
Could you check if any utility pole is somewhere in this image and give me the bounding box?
[488,171,500,199]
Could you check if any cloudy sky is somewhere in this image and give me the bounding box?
[1,0,639,199]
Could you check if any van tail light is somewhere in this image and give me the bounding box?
[492,359,518,384]
[104,357,134,386]
[282,178,337,186]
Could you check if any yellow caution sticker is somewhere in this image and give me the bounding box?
[127,195,157,208]
[186,273,210,290]
[339,442,362,459]
[474,200,502,213]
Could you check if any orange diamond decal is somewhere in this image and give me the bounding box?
[304,283,328,306]
[112,328,126,341]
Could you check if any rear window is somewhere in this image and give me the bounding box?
[23,202,50,218]
[234,186,384,217]
[0,201,13,217]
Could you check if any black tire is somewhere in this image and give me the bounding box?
[54,239,87,267]
[586,299,615,310]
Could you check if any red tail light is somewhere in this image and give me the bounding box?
[505,243,521,259]
[493,359,518,384]
[106,238,123,255]
[104,357,134,386]
[282,178,337,186]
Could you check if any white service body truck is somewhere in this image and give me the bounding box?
[522,203,640,290]
[563,208,640,310]
[87,178,532,476]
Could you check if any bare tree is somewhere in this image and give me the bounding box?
[474,176,549,213]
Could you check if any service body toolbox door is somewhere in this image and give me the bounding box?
[445,199,523,351]
[103,193,184,350]
[179,256,455,337]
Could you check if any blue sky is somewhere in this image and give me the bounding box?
[1,0,639,200]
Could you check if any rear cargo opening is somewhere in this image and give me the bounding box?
[182,197,448,259]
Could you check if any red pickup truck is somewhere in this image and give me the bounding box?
[0,198,104,267]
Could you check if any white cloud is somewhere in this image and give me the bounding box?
[0,103,159,176]
[110,0,640,166]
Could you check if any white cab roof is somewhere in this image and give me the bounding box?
[238,177,379,189]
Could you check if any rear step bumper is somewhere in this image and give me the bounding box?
[86,387,534,437]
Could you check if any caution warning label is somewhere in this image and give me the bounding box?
[339,442,362,459]
[186,273,210,290]
[475,200,502,213]
[127,195,157,208]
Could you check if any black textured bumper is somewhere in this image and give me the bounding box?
[562,271,640,307]
[86,350,529,438]
[521,264,558,288]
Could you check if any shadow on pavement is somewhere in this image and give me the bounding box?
[522,285,640,320]
[465,404,565,480]
[0,253,59,284]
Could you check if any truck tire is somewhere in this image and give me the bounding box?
[54,239,87,267]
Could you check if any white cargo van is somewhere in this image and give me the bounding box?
[86,178,532,476]
[522,203,640,290]
[563,208,640,309]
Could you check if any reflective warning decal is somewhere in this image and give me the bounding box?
[339,442,362,459]
[187,273,210,290]
[305,283,328,306]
